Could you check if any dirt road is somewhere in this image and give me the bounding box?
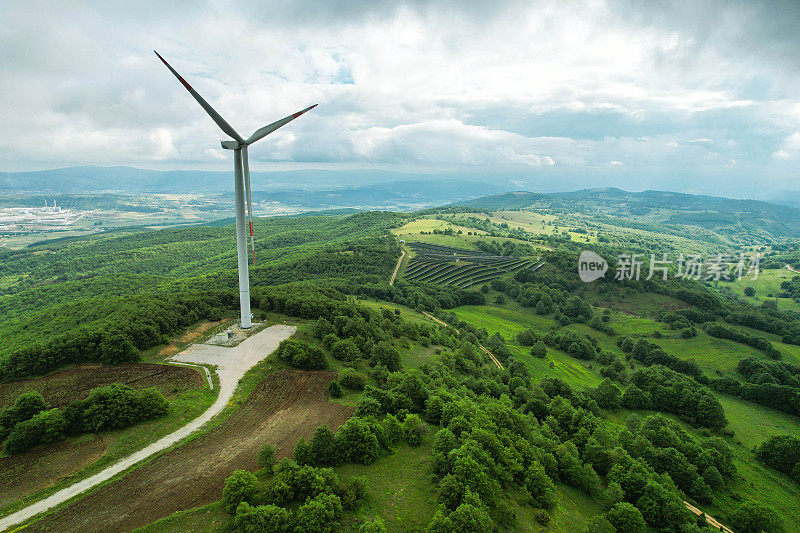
[389,248,407,285]
[23,369,351,533]
[0,324,297,532]
[421,311,504,370]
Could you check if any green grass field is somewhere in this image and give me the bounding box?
[335,440,438,531]
[723,267,800,313]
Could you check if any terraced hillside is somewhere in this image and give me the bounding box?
[402,242,539,288]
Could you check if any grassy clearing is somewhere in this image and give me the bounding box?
[512,484,605,532]
[336,439,438,532]
[452,305,604,390]
[133,501,229,533]
[722,267,800,313]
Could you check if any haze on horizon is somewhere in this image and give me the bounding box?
[2,0,800,199]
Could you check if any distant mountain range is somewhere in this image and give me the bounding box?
[0,166,506,194]
[458,188,800,239]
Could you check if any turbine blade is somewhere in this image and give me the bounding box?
[154,51,244,143]
[242,145,256,263]
[246,104,318,145]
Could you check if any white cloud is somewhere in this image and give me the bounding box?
[0,0,798,195]
[773,132,800,160]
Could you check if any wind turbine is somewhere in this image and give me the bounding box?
[155,51,317,328]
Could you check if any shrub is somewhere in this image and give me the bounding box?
[328,381,343,398]
[730,501,784,533]
[531,341,547,358]
[358,519,387,533]
[402,414,425,446]
[332,339,361,362]
[275,339,328,370]
[234,502,292,533]
[4,408,66,454]
[257,443,276,473]
[381,414,403,444]
[295,493,343,533]
[340,370,366,390]
[371,342,401,371]
[293,437,312,466]
[336,418,381,464]
[137,388,169,419]
[310,426,340,466]
[354,397,383,419]
[82,384,145,432]
[524,461,557,510]
[0,391,48,436]
[222,470,259,514]
[605,502,646,533]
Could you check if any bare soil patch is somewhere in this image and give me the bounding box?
[0,436,109,510]
[25,369,352,533]
[157,319,226,356]
[0,363,204,409]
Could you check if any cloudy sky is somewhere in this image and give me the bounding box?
[2,0,800,196]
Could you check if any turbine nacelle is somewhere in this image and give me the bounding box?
[220,140,241,150]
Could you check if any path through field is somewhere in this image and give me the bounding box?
[421,311,504,370]
[0,324,297,532]
[389,248,406,285]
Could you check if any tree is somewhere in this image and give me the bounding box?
[371,342,401,371]
[310,425,339,466]
[257,443,276,473]
[535,300,548,314]
[702,466,724,490]
[516,329,538,346]
[4,408,66,454]
[336,418,381,464]
[756,435,800,477]
[622,385,652,410]
[222,470,259,514]
[448,501,495,532]
[293,437,312,466]
[295,493,343,533]
[402,413,425,446]
[593,379,622,409]
[328,381,343,398]
[531,341,547,358]
[730,501,784,533]
[331,339,361,361]
[234,502,292,533]
[605,502,646,533]
[744,286,756,297]
[314,317,336,338]
[0,391,48,433]
[524,461,557,510]
[381,414,403,444]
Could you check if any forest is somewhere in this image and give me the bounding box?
[2,204,799,532]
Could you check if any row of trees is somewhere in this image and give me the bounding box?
[756,435,800,483]
[0,385,168,454]
[223,462,374,533]
[702,322,782,359]
[710,358,800,417]
[1,291,235,379]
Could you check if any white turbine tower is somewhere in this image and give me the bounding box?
[155,51,317,328]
